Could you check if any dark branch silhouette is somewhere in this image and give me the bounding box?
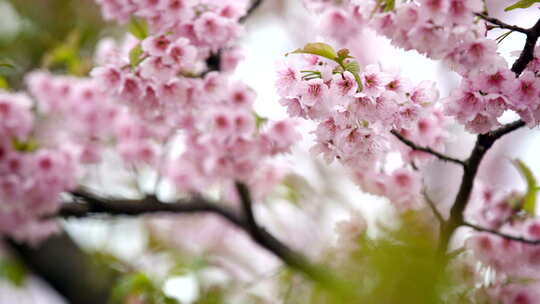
[61,188,349,294]
[475,13,529,34]
[464,222,540,245]
[391,130,466,166]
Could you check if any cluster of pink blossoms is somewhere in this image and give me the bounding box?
[0,91,78,243]
[91,0,301,199]
[304,0,496,74]
[465,184,540,303]
[446,47,540,133]
[305,0,540,134]
[90,20,300,199]
[96,0,246,53]
[278,52,448,210]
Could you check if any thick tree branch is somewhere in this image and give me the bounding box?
[8,233,119,304]
[475,13,529,34]
[512,16,540,75]
[464,222,540,245]
[391,130,466,166]
[236,182,258,230]
[64,189,351,295]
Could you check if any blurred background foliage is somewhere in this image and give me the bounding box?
[281,212,465,304]
[0,0,107,88]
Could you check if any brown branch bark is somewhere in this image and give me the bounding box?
[7,233,119,304]
[512,17,540,75]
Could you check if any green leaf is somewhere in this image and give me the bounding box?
[0,76,9,90]
[513,159,538,215]
[384,0,396,11]
[343,60,360,74]
[110,272,180,304]
[129,44,145,69]
[505,0,540,11]
[287,42,338,61]
[110,273,154,304]
[343,60,363,92]
[12,138,39,152]
[0,62,14,70]
[42,30,84,75]
[128,17,149,40]
[254,112,268,129]
[0,258,28,287]
[376,0,396,12]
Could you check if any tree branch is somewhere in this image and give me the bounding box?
[7,233,119,304]
[512,16,540,75]
[235,182,258,230]
[475,13,529,34]
[423,189,444,225]
[239,0,264,23]
[438,16,540,254]
[464,222,540,245]
[391,130,466,167]
[439,120,527,253]
[63,189,350,294]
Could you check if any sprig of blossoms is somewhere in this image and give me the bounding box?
[95,0,247,53]
[278,43,449,211]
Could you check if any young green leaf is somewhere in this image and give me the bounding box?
[0,258,28,287]
[12,138,39,153]
[0,62,14,70]
[254,112,268,129]
[343,60,363,92]
[0,76,9,90]
[129,44,145,69]
[513,159,538,215]
[110,273,154,304]
[287,42,338,61]
[384,0,396,11]
[505,0,540,11]
[128,17,149,40]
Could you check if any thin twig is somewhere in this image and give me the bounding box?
[239,0,264,23]
[464,222,540,245]
[391,130,466,167]
[423,189,444,224]
[475,13,529,34]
